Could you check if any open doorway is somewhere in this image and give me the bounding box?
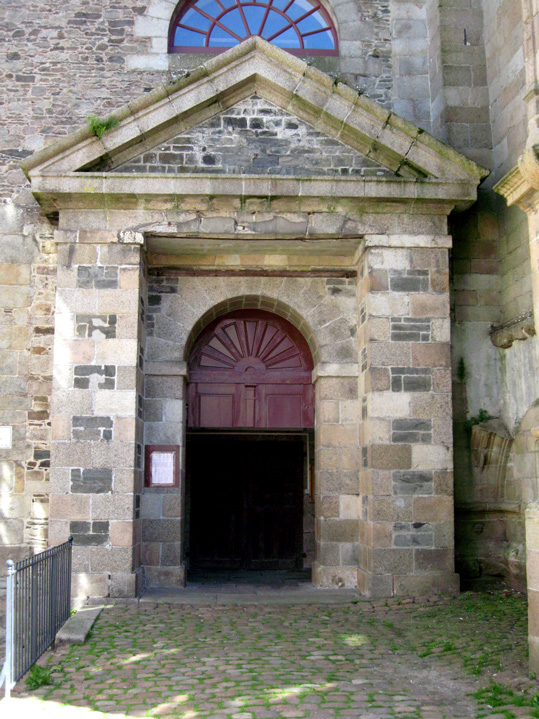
[187,432,311,572]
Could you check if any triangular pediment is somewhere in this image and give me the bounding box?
[107,95,395,179]
[22,37,487,186]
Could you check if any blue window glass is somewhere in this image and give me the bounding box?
[196,0,223,15]
[271,0,291,11]
[304,29,333,49]
[286,0,314,21]
[169,0,338,55]
[220,8,248,37]
[244,5,267,35]
[182,8,212,31]
[174,27,206,46]
[260,11,289,39]
[271,27,301,47]
[297,11,326,33]
[209,24,240,45]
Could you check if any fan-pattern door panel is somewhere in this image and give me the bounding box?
[188,310,314,429]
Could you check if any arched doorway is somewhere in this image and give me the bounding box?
[186,309,315,571]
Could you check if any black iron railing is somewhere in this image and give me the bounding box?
[1,537,73,697]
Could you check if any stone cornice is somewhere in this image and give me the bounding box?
[494,146,539,211]
[32,173,480,217]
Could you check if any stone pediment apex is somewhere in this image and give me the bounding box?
[22,37,488,188]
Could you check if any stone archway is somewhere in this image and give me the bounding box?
[142,287,361,588]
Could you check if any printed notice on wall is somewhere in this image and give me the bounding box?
[151,451,175,485]
[0,426,12,449]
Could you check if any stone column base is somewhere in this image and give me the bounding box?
[530,637,539,675]
[144,564,186,589]
[72,569,143,600]
[312,563,357,588]
[358,570,460,598]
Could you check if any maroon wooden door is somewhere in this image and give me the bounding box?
[188,435,304,569]
[187,310,313,570]
[187,310,314,429]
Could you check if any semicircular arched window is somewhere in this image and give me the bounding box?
[169,0,338,56]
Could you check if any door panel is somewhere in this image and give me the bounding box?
[262,384,312,428]
[189,383,237,427]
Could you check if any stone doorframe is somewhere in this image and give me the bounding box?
[46,224,466,600]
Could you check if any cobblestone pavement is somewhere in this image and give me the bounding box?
[4,591,539,719]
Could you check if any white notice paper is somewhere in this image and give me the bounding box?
[151,451,175,485]
[0,426,12,449]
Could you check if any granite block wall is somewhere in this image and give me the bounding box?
[357,241,457,598]
[450,0,534,591]
[48,235,143,599]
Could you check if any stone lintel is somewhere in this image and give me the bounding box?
[54,229,145,245]
[312,363,359,382]
[363,234,452,249]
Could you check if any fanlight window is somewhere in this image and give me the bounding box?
[169,0,338,56]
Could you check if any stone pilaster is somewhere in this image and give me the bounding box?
[522,0,539,148]
[496,150,539,397]
[141,363,187,588]
[357,236,459,598]
[312,365,360,589]
[48,233,143,599]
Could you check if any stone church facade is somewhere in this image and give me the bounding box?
[3,0,539,663]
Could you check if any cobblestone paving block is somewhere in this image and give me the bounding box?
[4,591,539,719]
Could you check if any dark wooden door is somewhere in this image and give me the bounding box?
[189,436,304,570]
[187,311,314,429]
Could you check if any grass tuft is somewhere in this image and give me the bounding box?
[26,664,53,690]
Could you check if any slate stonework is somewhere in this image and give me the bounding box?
[116,96,394,178]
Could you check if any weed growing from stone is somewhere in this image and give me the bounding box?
[26,664,53,690]
[473,682,539,717]
[86,115,119,138]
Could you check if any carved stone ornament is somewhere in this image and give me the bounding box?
[490,312,536,349]
[495,144,539,209]
[518,146,539,190]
